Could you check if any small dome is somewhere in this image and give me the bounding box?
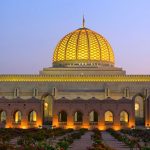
[53,27,115,67]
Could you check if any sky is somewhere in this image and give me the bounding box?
[0,0,150,74]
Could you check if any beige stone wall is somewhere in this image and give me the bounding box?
[0,81,149,100]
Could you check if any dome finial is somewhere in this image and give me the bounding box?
[82,15,85,28]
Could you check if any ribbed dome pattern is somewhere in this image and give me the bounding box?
[53,27,115,67]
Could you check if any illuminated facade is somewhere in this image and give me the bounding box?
[0,97,43,128]
[0,20,150,129]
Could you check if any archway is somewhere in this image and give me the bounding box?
[14,111,22,123]
[58,111,67,122]
[0,111,6,123]
[133,94,145,126]
[28,111,37,122]
[120,111,129,125]
[89,111,98,122]
[41,93,54,125]
[74,111,83,122]
[105,111,113,124]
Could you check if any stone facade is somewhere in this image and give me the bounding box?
[53,97,135,130]
[0,25,150,129]
[0,97,43,128]
[0,74,150,129]
[52,96,150,130]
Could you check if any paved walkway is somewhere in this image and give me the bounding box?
[48,132,75,147]
[68,131,93,150]
[101,131,138,150]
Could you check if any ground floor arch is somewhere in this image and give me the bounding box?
[53,98,135,130]
[58,111,67,122]
[0,111,6,123]
[74,111,83,123]
[41,93,54,124]
[28,110,37,122]
[105,111,114,124]
[89,111,98,122]
[133,94,145,125]
[14,111,22,123]
[120,111,129,125]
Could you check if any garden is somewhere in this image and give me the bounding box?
[0,127,150,150]
[107,128,150,150]
[0,128,87,150]
[87,129,115,150]
[120,128,150,149]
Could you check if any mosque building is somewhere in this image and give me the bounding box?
[0,19,150,130]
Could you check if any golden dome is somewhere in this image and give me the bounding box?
[53,27,115,67]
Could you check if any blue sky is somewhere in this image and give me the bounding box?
[0,0,150,74]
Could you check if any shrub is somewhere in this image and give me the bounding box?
[56,140,69,150]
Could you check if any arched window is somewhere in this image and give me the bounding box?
[134,96,144,118]
[14,111,22,123]
[120,111,129,124]
[0,111,6,123]
[89,111,98,122]
[74,111,83,122]
[33,88,38,97]
[134,95,145,125]
[29,111,37,122]
[14,88,19,97]
[105,111,113,123]
[58,111,67,122]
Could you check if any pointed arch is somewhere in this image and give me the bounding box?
[28,110,37,122]
[104,111,113,124]
[14,110,22,123]
[41,92,54,120]
[0,110,6,123]
[132,93,145,101]
[89,110,98,122]
[74,111,83,122]
[133,93,145,126]
[120,110,129,125]
[58,111,67,122]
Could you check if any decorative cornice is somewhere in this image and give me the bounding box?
[55,97,132,103]
[0,97,41,103]
[0,75,150,82]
